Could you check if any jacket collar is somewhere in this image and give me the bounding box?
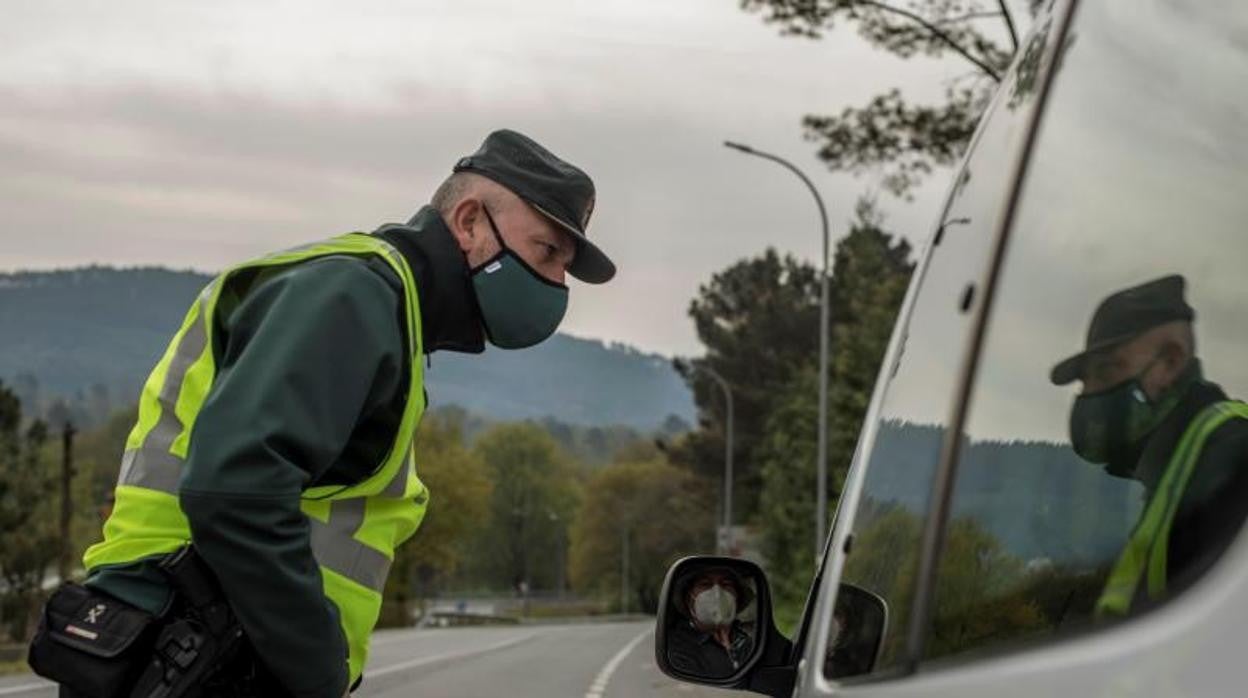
[1134,374,1227,491]
[373,207,485,355]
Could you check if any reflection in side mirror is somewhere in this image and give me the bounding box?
[665,561,760,679]
[825,582,888,679]
[654,556,795,697]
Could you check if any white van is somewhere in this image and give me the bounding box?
[653,0,1248,695]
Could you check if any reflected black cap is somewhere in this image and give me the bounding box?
[454,129,615,284]
[1050,274,1195,385]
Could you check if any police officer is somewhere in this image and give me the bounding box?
[1050,275,1248,616]
[78,130,615,696]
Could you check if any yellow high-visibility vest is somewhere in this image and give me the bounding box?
[1096,400,1248,616]
[83,233,430,683]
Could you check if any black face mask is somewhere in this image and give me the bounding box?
[1068,357,1197,477]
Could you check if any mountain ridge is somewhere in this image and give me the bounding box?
[0,266,694,430]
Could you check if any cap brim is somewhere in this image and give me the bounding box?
[1050,352,1087,386]
[1049,331,1145,386]
[530,202,616,284]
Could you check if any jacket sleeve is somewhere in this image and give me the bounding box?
[178,257,404,698]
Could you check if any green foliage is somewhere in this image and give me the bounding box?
[569,458,714,613]
[466,423,581,591]
[70,408,134,557]
[754,201,914,613]
[926,517,1043,657]
[803,86,987,199]
[0,381,55,641]
[385,411,493,616]
[534,416,673,468]
[739,0,1029,195]
[676,248,821,519]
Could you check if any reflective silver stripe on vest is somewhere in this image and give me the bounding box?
[310,499,392,593]
[117,448,184,495]
[381,450,413,498]
[121,283,215,490]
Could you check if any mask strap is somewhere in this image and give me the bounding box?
[475,204,569,291]
[481,205,509,252]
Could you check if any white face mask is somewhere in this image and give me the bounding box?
[692,584,737,627]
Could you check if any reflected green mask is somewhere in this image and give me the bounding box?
[1069,357,1196,476]
[471,208,569,350]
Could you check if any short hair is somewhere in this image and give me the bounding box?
[430,172,514,218]
[431,172,474,217]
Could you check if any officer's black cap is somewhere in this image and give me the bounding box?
[454,129,615,284]
[1050,274,1195,385]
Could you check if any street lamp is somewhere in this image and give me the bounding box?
[723,140,831,560]
[688,363,735,555]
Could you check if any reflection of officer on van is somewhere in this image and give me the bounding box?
[1050,275,1248,616]
[667,568,755,677]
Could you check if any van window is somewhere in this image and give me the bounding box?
[828,25,1048,678]
[923,0,1248,664]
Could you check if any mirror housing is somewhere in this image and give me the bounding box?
[824,582,888,679]
[654,556,794,697]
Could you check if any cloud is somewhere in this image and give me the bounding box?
[0,0,973,355]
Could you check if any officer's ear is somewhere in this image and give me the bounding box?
[446,197,485,255]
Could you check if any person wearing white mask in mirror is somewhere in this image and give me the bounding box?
[667,568,756,677]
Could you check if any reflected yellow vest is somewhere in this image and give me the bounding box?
[1097,400,1248,616]
[83,234,430,683]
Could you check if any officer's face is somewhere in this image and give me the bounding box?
[686,570,737,613]
[1081,337,1158,394]
[469,197,577,285]
[1079,326,1187,399]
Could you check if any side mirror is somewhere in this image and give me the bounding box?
[824,582,888,679]
[654,556,794,697]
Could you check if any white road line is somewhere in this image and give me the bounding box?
[0,632,534,696]
[370,627,454,646]
[367,631,539,678]
[0,681,54,697]
[584,628,652,698]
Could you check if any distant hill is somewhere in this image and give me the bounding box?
[857,420,1144,565]
[0,266,694,430]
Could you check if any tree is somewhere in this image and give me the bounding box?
[0,380,55,641]
[70,406,135,564]
[569,458,714,613]
[468,423,581,592]
[739,0,1037,196]
[756,200,913,615]
[383,411,492,621]
[675,249,821,520]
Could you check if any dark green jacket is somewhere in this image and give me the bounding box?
[1130,378,1248,606]
[88,208,483,696]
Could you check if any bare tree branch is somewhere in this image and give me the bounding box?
[996,0,1020,52]
[934,10,1005,26]
[855,1,1003,82]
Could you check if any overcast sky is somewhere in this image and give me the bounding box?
[0,0,1004,356]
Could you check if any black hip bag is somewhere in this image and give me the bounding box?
[28,581,160,697]
[28,547,249,698]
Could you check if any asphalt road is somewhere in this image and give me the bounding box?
[0,620,736,697]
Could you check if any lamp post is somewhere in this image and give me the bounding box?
[621,525,630,614]
[723,140,831,560]
[693,364,735,555]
